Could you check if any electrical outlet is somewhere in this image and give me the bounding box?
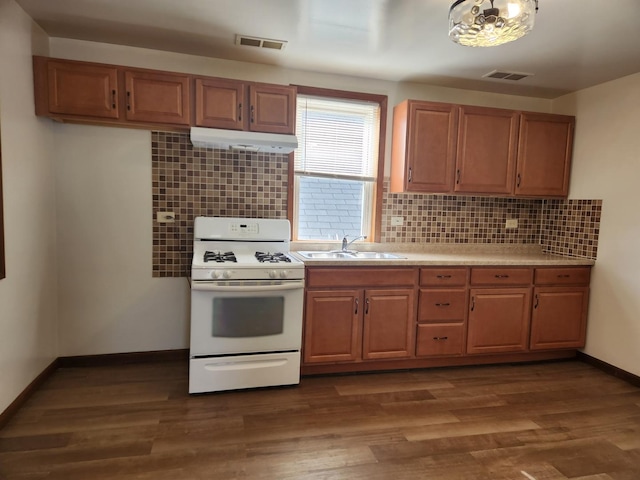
[157,211,175,223]
[391,216,404,226]
[505,219,518,229]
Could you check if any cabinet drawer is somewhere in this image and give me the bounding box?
[418,289,466,322]
[534,267,591,286]
[420,268,467,287]
[416,324,464,357]
[470,268,532,286]
[307,267,417,288]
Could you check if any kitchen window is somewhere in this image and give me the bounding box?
[290,86,387,242]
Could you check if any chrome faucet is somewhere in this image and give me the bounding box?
[342,234,367,252]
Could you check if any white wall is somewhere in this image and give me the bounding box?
[48,39,552,357]
[554,73,640,377]
[0,0,57,413]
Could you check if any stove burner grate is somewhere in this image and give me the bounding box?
[204,251,237,263]
[255,251,291,263]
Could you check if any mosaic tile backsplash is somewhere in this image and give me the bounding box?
[541,199,602,260]
[152,132,601,276]
[152,132,288,277]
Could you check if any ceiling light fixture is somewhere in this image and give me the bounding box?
[449,0,539,47]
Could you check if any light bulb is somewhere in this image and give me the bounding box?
[507,2,522,19]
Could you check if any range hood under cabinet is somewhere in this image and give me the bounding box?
[190,127,298,154]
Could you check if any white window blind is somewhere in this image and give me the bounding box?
[295,96,380,181]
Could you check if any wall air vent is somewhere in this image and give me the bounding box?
[483,70,534,81]
[235,35,287,50]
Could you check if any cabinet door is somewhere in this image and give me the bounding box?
[46,60,119,119]
[195,78,245,130]
[362,288,415,360]
[530,287,589,350]
[249,84,296,134]
[402,102,458,193]
[124,70,190,125]
[515,113,574,197]
[467,288,531,354]
[455,106,519,195]
[303,290,361,363]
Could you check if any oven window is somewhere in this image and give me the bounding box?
[212,297,284,337]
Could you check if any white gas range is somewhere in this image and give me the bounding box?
[189,216,305,394]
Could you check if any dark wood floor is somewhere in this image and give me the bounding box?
[1,360,639,480]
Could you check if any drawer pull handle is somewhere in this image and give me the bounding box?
[250,104,255,123]
[516,173,521,188]
[354,298,358,315]
[365,298,370,315]
[111,89,116,109]
[470,296,475,311]
[534,294,539,309]
[436,275,452,279]
[495,274,510,278]
[557,274,571,278]
[408,167,412,183]
[238,103,242,122]
[456,169,461,184]
[435,303,451,307]
[433,336,449,341]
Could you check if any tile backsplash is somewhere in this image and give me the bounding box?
[152,132,288,277]
[541,199,602,260]
[152,132,601,277]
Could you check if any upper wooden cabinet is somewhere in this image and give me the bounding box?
[195,79,296,134]
[390,101,458,193]
[455,106,519,195]
[195,77,245,130]
[40,58,119,119]
[515,113,574,197]
[390,99,575,198]
[124,70,190,125]
[249,83,296,134]
[33,56,296,134]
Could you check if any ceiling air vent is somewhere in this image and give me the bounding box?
[483,70,533,81]
[235,35,287,50]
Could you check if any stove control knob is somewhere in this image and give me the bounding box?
[269,270,278,279]
[222,270,232,279]
[210,271,221,279]
[279,270,289,279]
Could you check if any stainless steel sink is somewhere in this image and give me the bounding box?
[296,251,405,260]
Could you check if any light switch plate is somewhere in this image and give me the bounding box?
[505,219,518,229]
[157,211,175,223]
[391,216,404,226]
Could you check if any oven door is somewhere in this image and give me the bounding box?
[190,279,304,357]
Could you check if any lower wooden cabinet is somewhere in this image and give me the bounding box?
[303,289,361,363]
[416,323,465,356]
[466,288,531,354]
[530,286,589,350]
[302,265,592,373]
[362,289,415,360]
[303,268,417,365]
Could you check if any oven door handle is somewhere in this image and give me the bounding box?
[191,282,304,292]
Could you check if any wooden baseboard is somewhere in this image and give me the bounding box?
[577,351,640,388]
[301,350,577,376]
[0,358,59,430]
[58,348,189,368]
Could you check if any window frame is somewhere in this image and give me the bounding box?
[287,85,387,243]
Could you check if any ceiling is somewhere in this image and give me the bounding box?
[15,0,640,99]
